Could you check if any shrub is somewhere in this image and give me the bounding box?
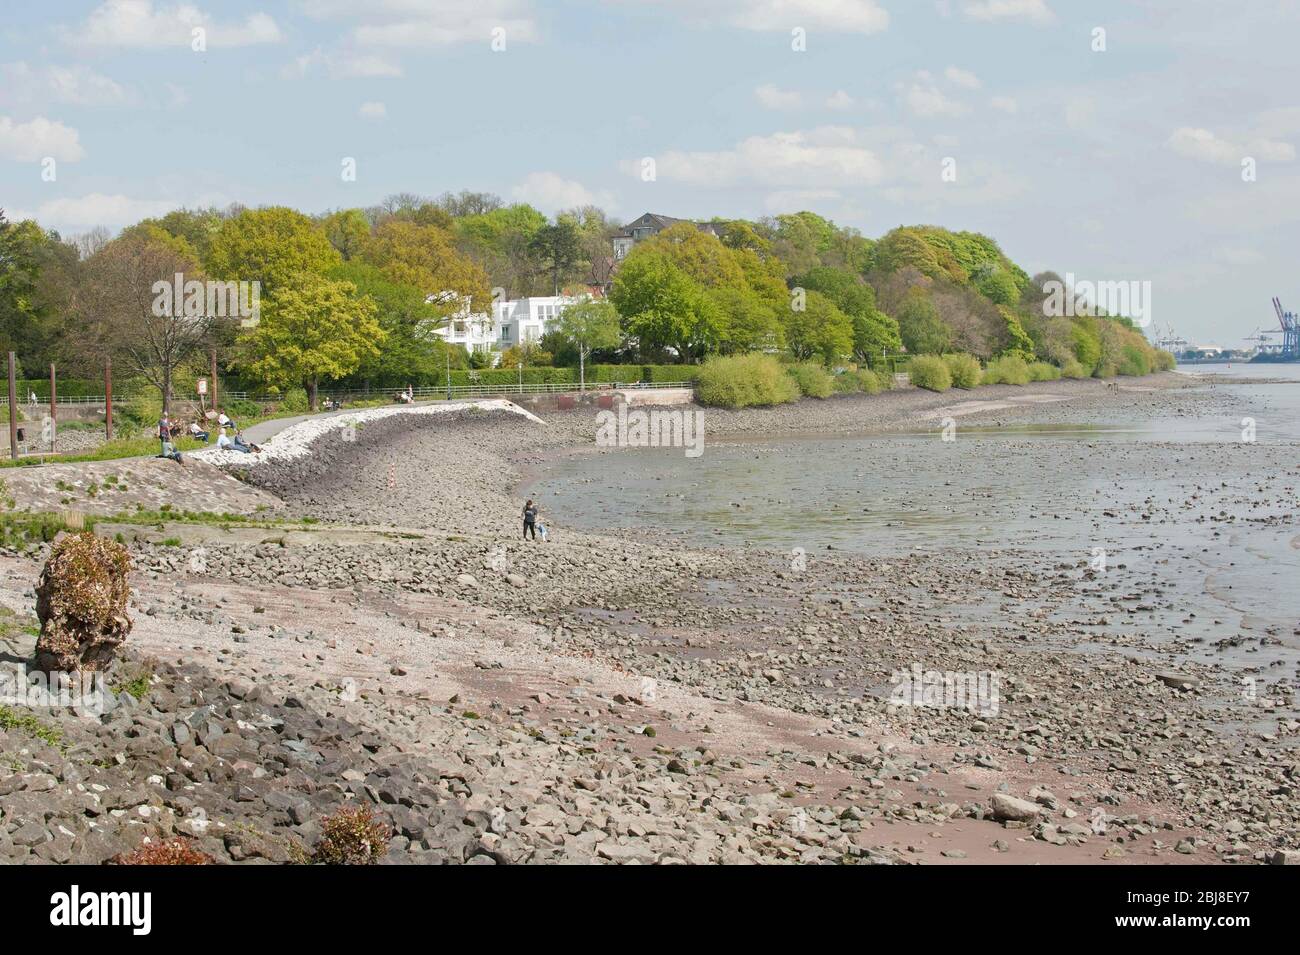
[1117,344,1151,377]
[1153,349,1176,371]
[1060,359,1088,379]
[695,354,799,409]
[111,838,214,865]
[1027,361,1062,382]
[983,355,1031,385]
[278,388,309,414]
[942,353,982,389]
[908,355,951,392]
[314,804,391,865]
[785,362,835,398]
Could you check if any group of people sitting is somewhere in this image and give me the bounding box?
[156,410,261,463]
[395,386,415,404]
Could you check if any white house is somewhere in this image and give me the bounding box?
[428,292,588,365]
[493,295,582,351]
[426,292,496,358]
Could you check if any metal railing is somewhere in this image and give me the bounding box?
[1,380,697,407]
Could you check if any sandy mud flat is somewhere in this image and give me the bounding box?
[1,372,1295,864]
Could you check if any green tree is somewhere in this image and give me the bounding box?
[528,220,582,295]
[321,209,371,261]
[896,289,951,355]
[241,275,383,410]
[331,261,453,385]
[784,290,853,365]
[610,254,725,362]
[361,220,490,309]
[205,207,340,295]
[550,299,621,389]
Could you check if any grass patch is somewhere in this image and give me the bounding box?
[113,665,153,700]
[0,704,65,750]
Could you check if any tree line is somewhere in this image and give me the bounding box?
[0,196,1169,413]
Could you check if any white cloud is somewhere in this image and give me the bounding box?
[755,84,803,110]
[0,115,86,162]
[961,0,1052,22]
[68,1,282,48]
[511,172,614,212]
[299,0,539,47]
[945,66,981,89]
[282,49,404,79]
[825,90,855,111]
[359,101,387,121]
[628,126,885,188]
[990,95,1019,113]
[899,74,966,117]
[614,0,887,34]
[28,193,180,229]
[1,62,130,107]
[1169,127,1295,166]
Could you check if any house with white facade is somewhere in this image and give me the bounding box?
[493,295,580,351]
[429,291,592,365]
[426,292,496,358]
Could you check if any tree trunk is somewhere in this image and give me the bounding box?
[161,368,172,415]
[579,348,586,392]
[308,378,318,412]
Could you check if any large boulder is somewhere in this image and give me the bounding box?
[33,532,133,673]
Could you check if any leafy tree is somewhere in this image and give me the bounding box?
[321,209,371,261]
[205,207,340,295]
[528,220,582,295]
[241,275,383,410]
[610,254,725,362]
[708,286,782,353]
[550,299,621,388]
[0,212,66,370]
[783,290,853,365]
[794,266,900,362]
[330,261,454,385]
[895,289,951,355]
[361,220,490,310]
[74,231,212,413]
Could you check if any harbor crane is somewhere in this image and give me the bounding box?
[1271,297,1299,359]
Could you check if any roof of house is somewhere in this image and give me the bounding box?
[613,213,724,239]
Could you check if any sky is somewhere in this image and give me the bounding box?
[2,0,1298,347]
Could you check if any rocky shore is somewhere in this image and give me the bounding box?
[1,372,1296,864]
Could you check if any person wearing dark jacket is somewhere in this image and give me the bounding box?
[523,499,538,540]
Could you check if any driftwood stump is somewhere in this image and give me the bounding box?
[33,532,132,673]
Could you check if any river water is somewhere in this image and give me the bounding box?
[527,364,1300,667]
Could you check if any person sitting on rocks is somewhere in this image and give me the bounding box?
[217,427,252,453]
[157,438,183,464]
[188,420,210,443]
[235,429,262,453]
[217,410,237,432]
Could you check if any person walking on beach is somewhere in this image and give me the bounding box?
[523,499,538,540]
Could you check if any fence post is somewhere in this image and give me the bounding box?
[210,348,218,412]
[49,363,56,453]
[7,352,17,461]
[104,358,113,441]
